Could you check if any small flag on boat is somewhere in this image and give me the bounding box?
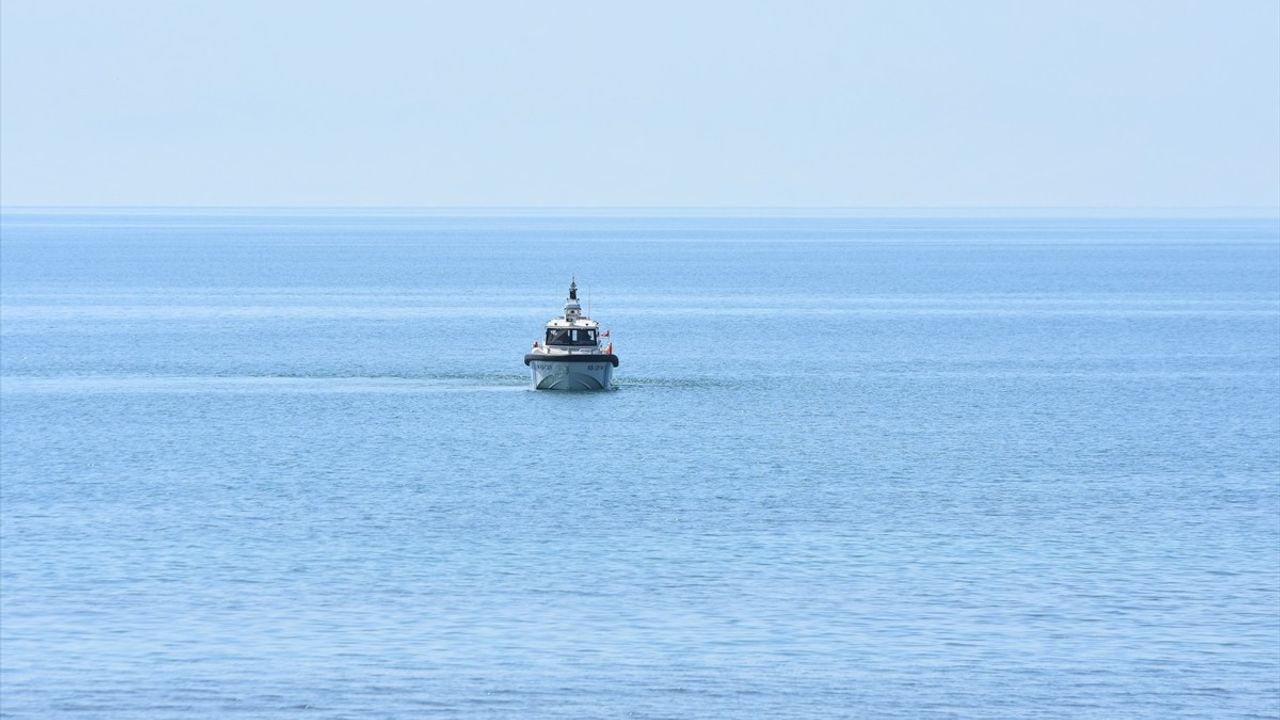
[602,330,610,337]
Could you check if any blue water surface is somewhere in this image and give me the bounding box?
[2,212,1278,719]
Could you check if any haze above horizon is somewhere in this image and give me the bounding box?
[2,0,1278,210]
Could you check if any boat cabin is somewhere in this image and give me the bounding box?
[546,327,598,346]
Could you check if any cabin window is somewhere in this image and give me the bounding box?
[546,328,596,346]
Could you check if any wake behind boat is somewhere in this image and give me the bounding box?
[524,280,619,390]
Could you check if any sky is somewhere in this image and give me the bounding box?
[1,0,1277,209]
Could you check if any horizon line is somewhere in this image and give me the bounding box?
[2,204,1278,219]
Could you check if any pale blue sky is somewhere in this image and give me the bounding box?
[1,0,1277,209]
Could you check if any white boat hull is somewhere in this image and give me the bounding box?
[527,358,615,391]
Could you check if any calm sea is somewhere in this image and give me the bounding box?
[2,211,1278,719]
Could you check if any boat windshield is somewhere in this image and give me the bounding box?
[546,328,597,346]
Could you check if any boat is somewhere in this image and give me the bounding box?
[524,279,619,390]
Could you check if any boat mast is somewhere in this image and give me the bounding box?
[564,278,582,322]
